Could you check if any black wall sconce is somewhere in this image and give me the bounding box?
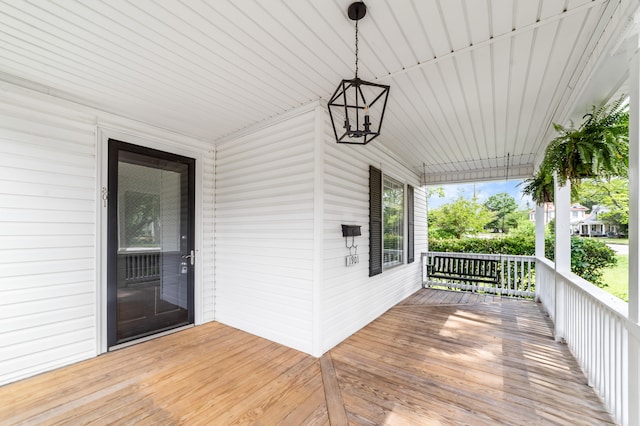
[328,2,390,145]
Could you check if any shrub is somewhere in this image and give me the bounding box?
[544,237,616,287]
[428,235,616,287]
[428,235,535,256]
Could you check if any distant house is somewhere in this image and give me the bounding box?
[571,205,619,237]
[529,203,589,225]
[529,203,618,237]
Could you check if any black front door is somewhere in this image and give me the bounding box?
[107,140,195,347]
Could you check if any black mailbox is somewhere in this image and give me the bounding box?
[341,224,362,237]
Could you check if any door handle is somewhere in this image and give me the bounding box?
[181,250,195,266]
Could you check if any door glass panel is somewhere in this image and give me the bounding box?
[109,143,194,346]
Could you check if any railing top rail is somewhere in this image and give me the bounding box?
[555,268,629,318]
[535,256,555,269]
[535,254,640,339]
[425,251,535,261]
[118,248,162,254]
[536,256,630,319]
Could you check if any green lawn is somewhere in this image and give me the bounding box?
[602,254,628,302]
[600,237,629,245]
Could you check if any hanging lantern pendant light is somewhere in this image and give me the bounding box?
[328,2,390,145]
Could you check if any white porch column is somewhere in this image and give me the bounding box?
[534,203,546,302]
[535,204,546,259]
[554,176,571,342]
[627,33,640,426]
[554,178,571,274]
[629,34,640,336]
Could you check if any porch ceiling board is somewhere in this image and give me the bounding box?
[0,0,627,178]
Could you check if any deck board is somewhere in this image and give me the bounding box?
[0,289,614,425]
[334,290,613,425]
[320,354,349,425]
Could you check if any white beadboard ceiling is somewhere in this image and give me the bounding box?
[0,0,635,183]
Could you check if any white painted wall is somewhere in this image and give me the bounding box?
[215,104,426,356]
[214,107,317,354]
[0,84,215,385]
[0,84,424,384]
[0,91,98,385]
[320,112,426,353]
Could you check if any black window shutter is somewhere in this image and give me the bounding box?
[407,185,415,264]
[369,166,383,276]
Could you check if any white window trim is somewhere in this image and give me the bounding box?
[382,174,405,271]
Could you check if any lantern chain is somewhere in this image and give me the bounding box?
[355,20,359,78]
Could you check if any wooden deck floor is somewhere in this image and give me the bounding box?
[0,289,614,425]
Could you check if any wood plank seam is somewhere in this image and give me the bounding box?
[320,353,349,425]
[0,289,614,424]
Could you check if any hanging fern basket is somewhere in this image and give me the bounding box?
[522,96,629,205]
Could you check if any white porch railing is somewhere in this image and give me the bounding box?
[118,250,161,285]
[421,251,535,298]
[536,257,640,426]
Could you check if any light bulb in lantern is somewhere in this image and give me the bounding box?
[364,104,371,132]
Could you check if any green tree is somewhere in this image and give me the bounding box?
[124,192,160,247]
[426,186,445,199]
[484,193,518,233]
[429,196,494,239]
[575,177,628,233]
[507,210,535,237]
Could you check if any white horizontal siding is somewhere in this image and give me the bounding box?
[201,150,215,323]
[0,93,97,386]
[321,110,426,353]
[415,182,428,254]
[0,85,216,386]
[215,108,316,354]
[215,105,427,355]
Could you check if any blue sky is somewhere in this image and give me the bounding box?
[427,179,533,210]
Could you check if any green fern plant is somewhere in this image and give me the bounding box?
[520,170,554,203]
[522,96,628,204]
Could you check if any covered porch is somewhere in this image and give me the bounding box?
[0,288,613,425]
[1,0,640,424]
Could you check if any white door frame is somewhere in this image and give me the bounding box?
[96,126,205,354]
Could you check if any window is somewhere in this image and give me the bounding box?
[383,176,404,268]
[407,185,415,264]
[121,191,160,248]
[369,166,415,277]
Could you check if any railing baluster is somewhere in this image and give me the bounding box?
[425,250,637,424]
[519,259,524,296]
[500,257,505,295]
[507,258,512,295]
[527,259,532,294]
[420,252,535,298]
[120,251,161,284]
